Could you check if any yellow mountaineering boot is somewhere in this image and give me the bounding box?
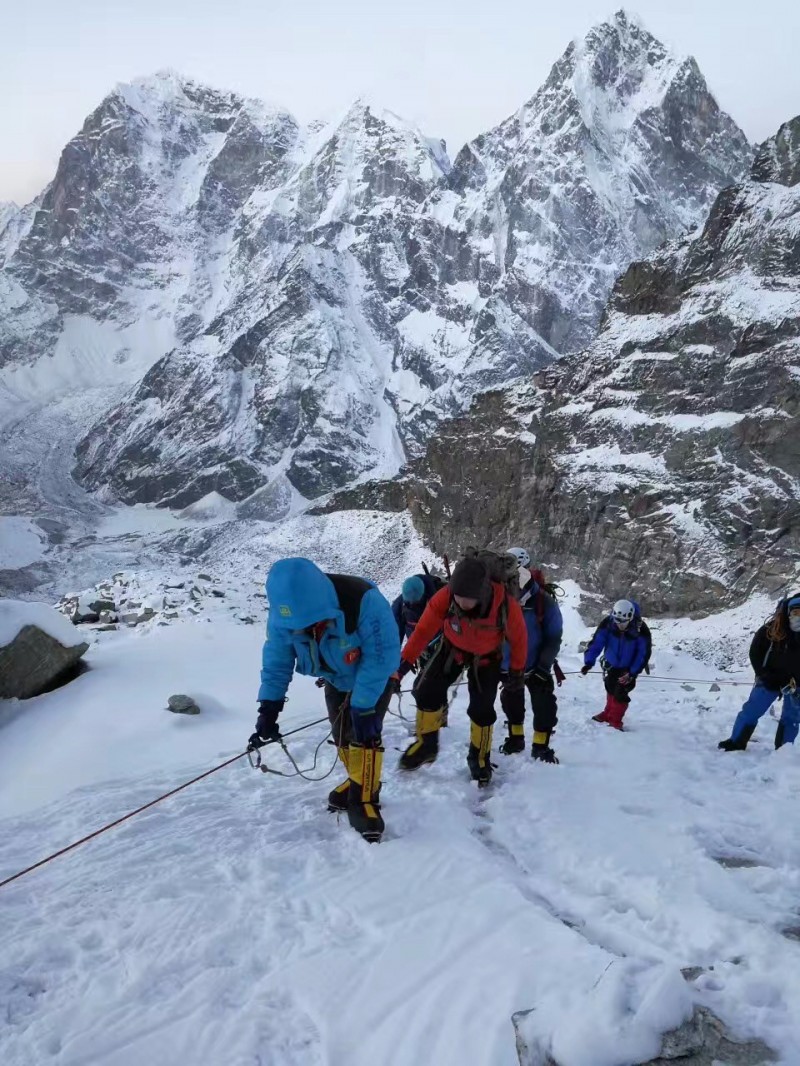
[531,730,559,764]
[399,708,442,770]
[347,742,385,842]
[467,721,494,786]
[499,721,525,755]
[327,746,351,812]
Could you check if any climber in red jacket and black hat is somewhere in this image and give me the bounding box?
[395,556,527,785]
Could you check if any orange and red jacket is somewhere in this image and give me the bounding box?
[401,582,527,671]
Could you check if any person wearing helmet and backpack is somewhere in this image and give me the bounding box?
[499,549,564,763]
[718,593,800,752]
[394,554,527,785]
[581,599,649,730]
[391,573,444,644]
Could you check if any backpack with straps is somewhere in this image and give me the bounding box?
[445,547,518,632]
[463,547,519,599]
[524,568,563,623]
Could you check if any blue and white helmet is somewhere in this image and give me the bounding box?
[611,599,635,627]
[507,546,530,570]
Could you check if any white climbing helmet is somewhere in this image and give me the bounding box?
[611,599,635,628]
[507,546,531,570]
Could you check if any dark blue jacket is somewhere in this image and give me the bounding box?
[501,580,563,672]
[391,573,440,643]
[258,558,400,710]
[584,606,648,676]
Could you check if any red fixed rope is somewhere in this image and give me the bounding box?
[0,752,247,891]
[0,714,331,891]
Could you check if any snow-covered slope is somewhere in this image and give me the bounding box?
[0,13,751,510]
[1,590,798,1065]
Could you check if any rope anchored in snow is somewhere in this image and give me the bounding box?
[0,714,331,891]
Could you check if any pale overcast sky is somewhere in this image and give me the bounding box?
[2,0,799,204]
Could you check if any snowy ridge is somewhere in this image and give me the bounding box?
[0,13,751,509]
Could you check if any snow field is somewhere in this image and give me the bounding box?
[1,600,799,1064]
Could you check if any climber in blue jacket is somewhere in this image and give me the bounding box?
[499,561,564,763]
[249,557,400,842]
[391,572,442,643]
[581,599,651,730]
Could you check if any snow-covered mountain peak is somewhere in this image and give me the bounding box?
[0,28,755,507]
[752,114,800,187]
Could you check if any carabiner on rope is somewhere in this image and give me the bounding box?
[247,747,270,774]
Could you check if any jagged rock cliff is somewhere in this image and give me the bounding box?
[374,117,800,614]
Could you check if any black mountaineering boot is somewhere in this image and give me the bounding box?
[531,730,559,764]
[718,723,756,752]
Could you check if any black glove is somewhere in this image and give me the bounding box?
[528,666,553,686]
[397,659,413,679]
[250,699,283,747]
[580,664,591,676]
[504,669,525,693]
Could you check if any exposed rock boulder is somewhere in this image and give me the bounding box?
[167,694,200,715]
[512,1005,777,1066]
[0,600,89,699]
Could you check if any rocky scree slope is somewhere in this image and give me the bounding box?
[332,116,800,616]
[0,13,750,510]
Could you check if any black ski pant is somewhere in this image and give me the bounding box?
[324,680,394,747]
[500,672,558,734]
[412,639,501,726]
[604,666,637,706]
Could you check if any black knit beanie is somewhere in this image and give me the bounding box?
[450,557,489,600]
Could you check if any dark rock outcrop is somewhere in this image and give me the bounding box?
[0,625,89,699]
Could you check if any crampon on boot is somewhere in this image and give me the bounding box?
[499,722,525,755]
[347,742,384,842]
[467,722,494,786]
[718,723,756,752]
[399,708,442,770]
[531,730,559,763]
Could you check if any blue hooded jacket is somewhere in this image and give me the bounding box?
[501,580,563,672]
[584,602,648,675]
[391,573,440,642]
[258,558,400,710]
